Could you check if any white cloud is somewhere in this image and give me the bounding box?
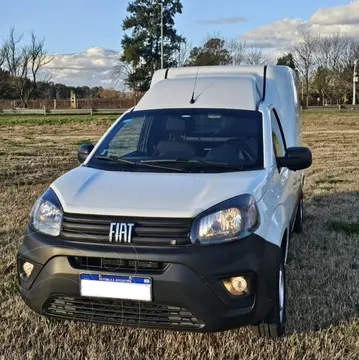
[309,1,359,25]
[240,1,359,50]
[41,47,120,88]
[241,18,305,49]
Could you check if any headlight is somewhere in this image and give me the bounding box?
[29,188,63,236]
[190,194,259,245]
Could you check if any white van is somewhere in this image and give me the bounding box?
[17,65,312,338]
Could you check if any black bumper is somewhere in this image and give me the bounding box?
[17,227,281,332]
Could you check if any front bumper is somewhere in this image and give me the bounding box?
[17,227,281,332]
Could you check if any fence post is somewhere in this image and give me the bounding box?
[54,99,57,110]
[43,105,46,116]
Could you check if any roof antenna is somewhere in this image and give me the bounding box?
[190,66,199,104]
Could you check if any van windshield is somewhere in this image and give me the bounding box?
[87,108,264,173]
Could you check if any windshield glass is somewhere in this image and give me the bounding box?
[87,108,264,173]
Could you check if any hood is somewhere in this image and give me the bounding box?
[51,166,271,218]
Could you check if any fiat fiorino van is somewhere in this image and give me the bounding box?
[17,65,312,338]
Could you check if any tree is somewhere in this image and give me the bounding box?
[0,49,11,98]
[115,0,184,91]
[0,69,14,99]
[331,37,359,104]
[246,46,267,65]
[111,59,138,91]
[277,53,296,70]
[186,38,231,66]
[174,37,192,67]
[186,34,269,67]
[1,27,53,107]
[312,66,332,105]
[0,46,5,80]
[226,37,247,65]
[291,31,320,107]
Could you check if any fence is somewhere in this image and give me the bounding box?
[1,99,359,116]
[0,96,143,110]
[301,104,359,111]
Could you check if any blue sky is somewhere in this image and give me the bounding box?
[0,0,349,53]
[0,0,357,87]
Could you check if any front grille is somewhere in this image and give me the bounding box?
[69,256,168,273]
[60,213,192,246]
[44,296,204,329]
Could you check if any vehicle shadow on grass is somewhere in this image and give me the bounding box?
[285,190,359,334]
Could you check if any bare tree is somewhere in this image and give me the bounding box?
[29,32,53,83]
[175,38,192,67]
[0,45,4,69]
[291,31,320,106]
[2,27,53,107]
[225,37,247,65]
[246,46,267,65]
[315,33,350,70]
[0,44,6,82]
[313,33,354,104]
[0,45,9,98]
[334,37,359,103]
[111,57,138,92]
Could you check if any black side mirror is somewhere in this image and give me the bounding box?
[78,144,94,163]
[277,146,312,171]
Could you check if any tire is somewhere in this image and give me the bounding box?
[250,256,286,339]
[293,193,303,234]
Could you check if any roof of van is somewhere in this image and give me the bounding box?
[151,65,266,90]
[135,75,261,111]
[134,65,300,147]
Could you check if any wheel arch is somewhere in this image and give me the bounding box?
[261,204,288,249]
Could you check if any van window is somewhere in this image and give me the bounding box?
[271,110,285,157]
[88,108,264,173]
[107,116,145,158]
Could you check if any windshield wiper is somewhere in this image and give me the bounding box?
[141,158,246,171]
[95,155,184,172]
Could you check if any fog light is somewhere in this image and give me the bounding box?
[223,276,248,296]
[22,262,34,278]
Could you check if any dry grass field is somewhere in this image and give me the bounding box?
[1,111,359,359]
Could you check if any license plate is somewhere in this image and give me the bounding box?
[80,274,152,301]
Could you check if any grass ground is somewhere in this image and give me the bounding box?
[1,112,359,359]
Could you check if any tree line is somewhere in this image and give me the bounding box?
[1,0,359,107]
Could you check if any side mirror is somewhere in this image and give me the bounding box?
[78,144,94,163]
[277,146,312,171]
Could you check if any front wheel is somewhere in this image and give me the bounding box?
[250,257,286,339]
